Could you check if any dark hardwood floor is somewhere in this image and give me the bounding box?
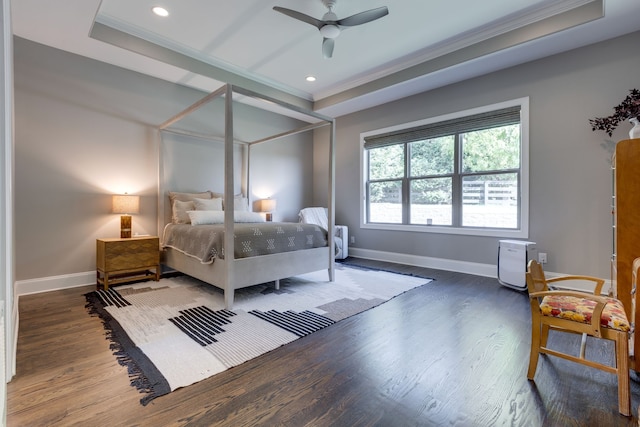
[7,257,640,426]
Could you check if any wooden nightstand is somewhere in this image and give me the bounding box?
[96,236,160,290]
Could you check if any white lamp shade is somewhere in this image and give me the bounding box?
[258,198,276,213]
[112,194,140,214]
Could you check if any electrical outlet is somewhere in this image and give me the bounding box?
[538,252,547,264]
[350,236,355,244]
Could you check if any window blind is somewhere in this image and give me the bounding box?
[364,106,521,150]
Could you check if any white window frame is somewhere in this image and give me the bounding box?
[360,97,529,238]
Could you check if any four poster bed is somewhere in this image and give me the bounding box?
[157,84,336,309]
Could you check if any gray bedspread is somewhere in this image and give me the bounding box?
[162,222,328,264]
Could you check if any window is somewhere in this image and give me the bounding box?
[361,98,529,238]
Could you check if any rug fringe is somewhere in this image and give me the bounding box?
[85,291,169,405]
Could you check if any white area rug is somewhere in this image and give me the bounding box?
[85,264,431,405]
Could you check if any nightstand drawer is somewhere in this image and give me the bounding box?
[100,238,159,270]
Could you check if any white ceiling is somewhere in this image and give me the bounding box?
[10,0,640,119]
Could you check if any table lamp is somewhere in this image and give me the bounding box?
[258,198,276,222]
[113,194,140,238]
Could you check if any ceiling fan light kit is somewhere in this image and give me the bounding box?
[320,23,340,39]
[273,0,389,58]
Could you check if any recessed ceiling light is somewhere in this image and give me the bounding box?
[306,76,316,82]
[152,6,169,17]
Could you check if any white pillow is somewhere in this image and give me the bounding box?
[169,191,212,205]
[221,195,250,211]
[187,210,265,225]
[234,196,249,211]
[172,200,195,224]
[234,211,265,222]
[193,197,222,211]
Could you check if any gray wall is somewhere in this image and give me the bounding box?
[316,31,640,278]
[13,37,313,282]
[160,130,313,224]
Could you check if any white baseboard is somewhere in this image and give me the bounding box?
[16,271,95,297]
[349,247,498,278]
[349,248,613,294]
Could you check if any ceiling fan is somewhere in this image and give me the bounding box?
[273,0,389,59]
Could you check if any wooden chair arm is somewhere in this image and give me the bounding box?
[546,275,606,295]
[529,290,610,336]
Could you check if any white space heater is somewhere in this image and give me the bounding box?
[498,240,538,291]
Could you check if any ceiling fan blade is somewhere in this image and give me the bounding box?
[273,7,323,29]
[322,38,335,59]
[337,6,389,27]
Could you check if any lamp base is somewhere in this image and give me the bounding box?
[120,215,132,238]
[265,213,273,222]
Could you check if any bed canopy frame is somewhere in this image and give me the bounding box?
[157,84,336,308]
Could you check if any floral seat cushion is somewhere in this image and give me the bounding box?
[540,295,630,332]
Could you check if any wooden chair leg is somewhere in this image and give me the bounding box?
[541,323,550,347]
[579,333,587,359]
[615,332,630,416]
[528,317,542,379]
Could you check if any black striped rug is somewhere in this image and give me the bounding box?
[85,264,431,405]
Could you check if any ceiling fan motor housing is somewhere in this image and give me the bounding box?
[320,6,340,38]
